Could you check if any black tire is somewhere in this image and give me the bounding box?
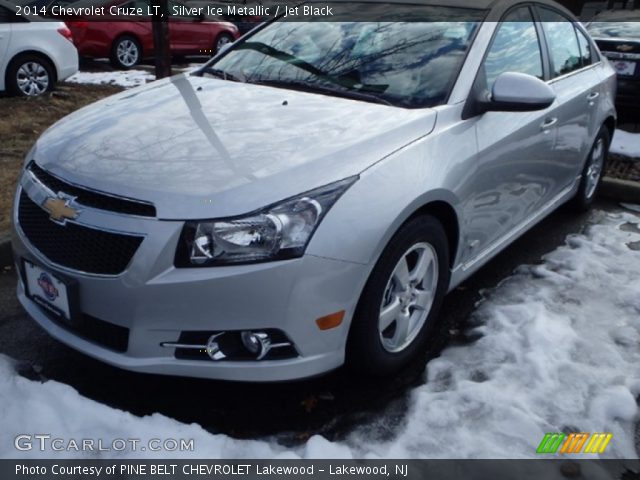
[110,35,141,69]
[346,215,450,377]
[214,33,234,54]
[571,126,610,212]
[6,54,55,97]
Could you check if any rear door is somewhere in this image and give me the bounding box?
[0,6,12,81]
[536,7,602,185]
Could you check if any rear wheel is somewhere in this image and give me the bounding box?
[110,35,141,69]
[347,215,450,376]
[7,54,54,97]
[571,127,610,212]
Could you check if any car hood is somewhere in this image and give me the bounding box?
[32,73,436,219]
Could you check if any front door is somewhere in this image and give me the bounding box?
[461,6,557,263]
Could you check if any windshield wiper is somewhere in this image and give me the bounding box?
[250,79,395,107]
[235,42,388,93]
[199,67,245,83]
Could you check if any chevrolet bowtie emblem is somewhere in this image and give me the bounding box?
[43,195,79,225]
[617,44,634,52]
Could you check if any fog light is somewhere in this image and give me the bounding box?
[205,333,226,361]
[241,331,270,360]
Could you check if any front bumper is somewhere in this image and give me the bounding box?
[12,185,369,382]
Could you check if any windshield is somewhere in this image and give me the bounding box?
[202,7,483,108]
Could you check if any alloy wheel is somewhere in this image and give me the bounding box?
[378,242,439,353]
[117,39,140,67]
[585,138,605,199]
[16,62,49,96]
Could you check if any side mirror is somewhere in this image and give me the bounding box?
[483,72,555,113]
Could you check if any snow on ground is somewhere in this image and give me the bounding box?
[1,209,639,461]
[612,129,640,158]
[344,207,640,460]
[65,70,155,88]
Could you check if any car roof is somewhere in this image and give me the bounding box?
[0,0,577,21]
[312,0,577,20]
[317,0,569,9]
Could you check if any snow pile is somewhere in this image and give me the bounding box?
[0,355,292,459]
[1,209,639,460]
[65,70,155,88]
[611,129,640,159]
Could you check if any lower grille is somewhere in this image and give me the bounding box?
[18,191,143,275]
[39,307,129,352]
[76,314,130,353]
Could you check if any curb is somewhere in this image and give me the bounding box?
[600,176,640,204]
[0,230,12,268]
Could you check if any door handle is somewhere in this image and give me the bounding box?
[540,117,558,131]
[587,92,600,106]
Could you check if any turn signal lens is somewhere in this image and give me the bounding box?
[315,311,345,331]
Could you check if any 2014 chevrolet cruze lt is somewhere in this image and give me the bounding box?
[12,0,616,381]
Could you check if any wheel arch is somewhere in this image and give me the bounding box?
[407,200,460,271]
[113,33,144,56]
[345,193,462,315]
[345,199,457,375]
[6,50,58,86]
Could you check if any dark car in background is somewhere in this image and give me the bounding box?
[588,10,640,115]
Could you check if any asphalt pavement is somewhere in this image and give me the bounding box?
[0,199,636,447]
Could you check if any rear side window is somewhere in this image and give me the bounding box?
[576,28,593,67]
[484,7,544,89]
[539,8,582,77]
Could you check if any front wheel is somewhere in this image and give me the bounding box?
[571,127,610,212]
[347,215,450,376]
[110,36,141,69]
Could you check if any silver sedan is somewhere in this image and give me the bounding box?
[12,0,616,381]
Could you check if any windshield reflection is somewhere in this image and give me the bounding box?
[201,7,484,108]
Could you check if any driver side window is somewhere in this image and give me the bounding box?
[484,8,544,90]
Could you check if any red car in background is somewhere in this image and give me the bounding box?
[66,0,240,69]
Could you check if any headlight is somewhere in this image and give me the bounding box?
[175,176,358,267]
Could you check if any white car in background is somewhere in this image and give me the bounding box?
[0,0,78,96]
